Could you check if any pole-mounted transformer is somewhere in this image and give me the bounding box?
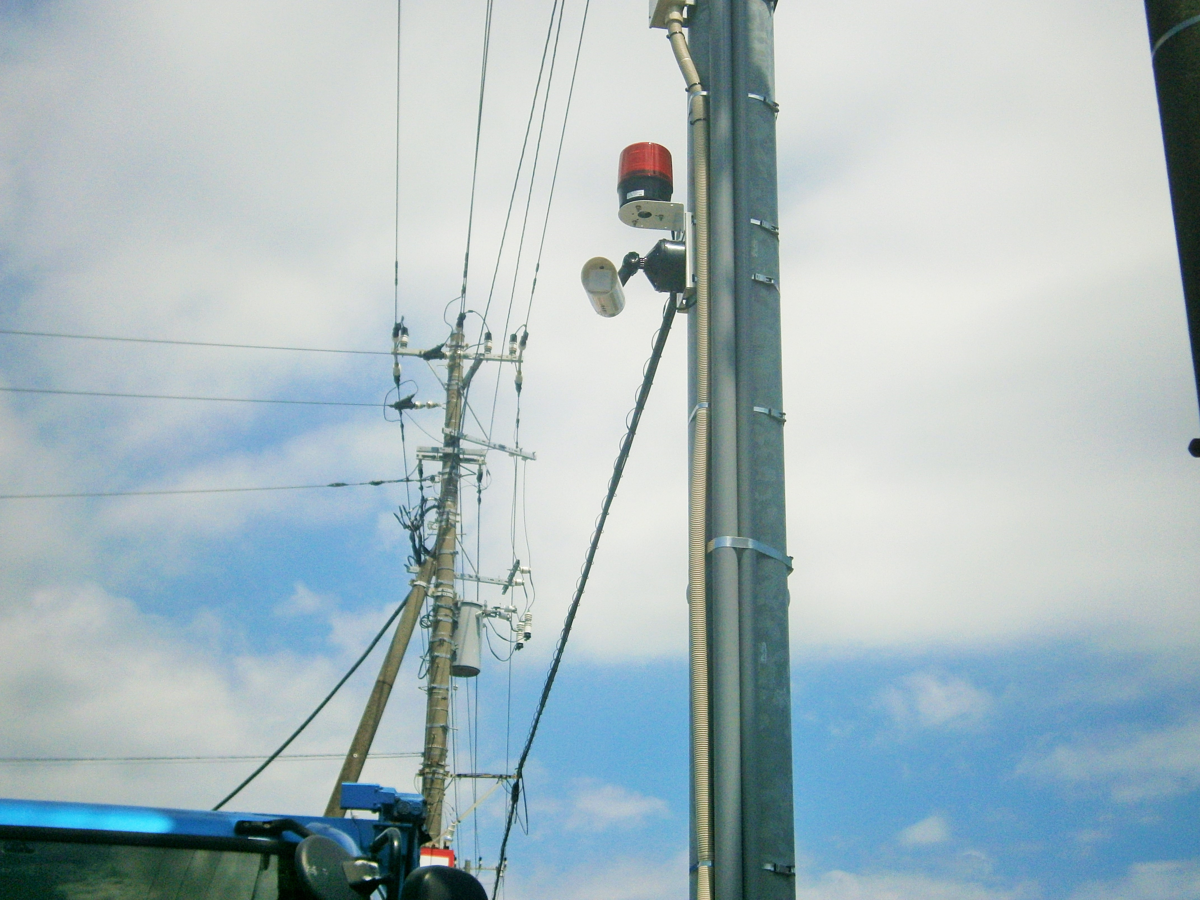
[1144,0,1200,456]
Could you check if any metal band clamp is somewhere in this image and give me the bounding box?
[753,405,786,423]
[750,217,780,236]
[1153,13,1200,57]
[707,535,793,572]
[748,93,780,115]
[751,273,779,289]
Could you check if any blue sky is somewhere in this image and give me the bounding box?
[2,1,1199,899]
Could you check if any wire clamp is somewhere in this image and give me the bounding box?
[689,401,710,423]
[689,860,715,872]
[753,405,786,423]
[1153,13,1200,57]
[748,92,780,115]
[750,217,780,237]
[707,536,793,572]
[751,273,780,289]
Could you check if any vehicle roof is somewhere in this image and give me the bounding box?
[0,796,368,847]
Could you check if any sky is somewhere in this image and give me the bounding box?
[1,1,1199,899]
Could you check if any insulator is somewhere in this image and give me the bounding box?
[508,333,518,355]
[484,331,493,353]
[392,362,402,385]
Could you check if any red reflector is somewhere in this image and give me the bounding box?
[619,142,673,187]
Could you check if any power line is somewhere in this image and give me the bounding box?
[0,478,426,501]
[212,591,417,811]
[1,386,381,407]
[458,0,496,312]
[0,752,422,765]
[492,297,678,898]
[0,328,390,355]
[522,0,592,331]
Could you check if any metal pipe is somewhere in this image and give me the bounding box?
[667,8,714,900]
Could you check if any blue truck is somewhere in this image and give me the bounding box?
[0,783,486,900]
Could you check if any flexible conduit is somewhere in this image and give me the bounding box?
[666,8,714,900]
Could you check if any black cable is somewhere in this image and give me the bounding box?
[0,328,390,355]
[1,386,381,407]
[0,752,422,765]
[212,593,415,811]
[458,0,496,312]
[394,0,404,327]
[479,0,564,328]
[522,0,592,330]
[492,297,678,897]
[0,477,427,501]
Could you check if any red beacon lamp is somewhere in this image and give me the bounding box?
[617,142,686,232]
[581,142,689,317]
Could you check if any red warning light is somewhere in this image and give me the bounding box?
[618,142,673,207]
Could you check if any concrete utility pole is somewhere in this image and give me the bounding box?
[1143,0,1200,454]
[421,316,471,842]
[686,1,796,899]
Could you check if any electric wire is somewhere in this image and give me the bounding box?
[521,0,592,331]
[394,0,404,327]
[0,386,383,407]
[478,0,563,329]
[494,1,567,346]
[0,328,390,355]
[212,592,416,811]
[491,297,678,898]
[0,752,421,765]
[0,478,425,501]
[458,0,496,313]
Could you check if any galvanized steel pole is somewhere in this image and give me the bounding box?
[686,1,796,898]
[1143,0,1200,453]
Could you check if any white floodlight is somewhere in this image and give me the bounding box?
[581,257,626,317]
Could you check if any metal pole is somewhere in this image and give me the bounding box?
[323,556,436,817]
[1143,0,1200,452]
[421,316,468,842]
[687,1,796,898]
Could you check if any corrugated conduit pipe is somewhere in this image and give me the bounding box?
[666,7,713,900]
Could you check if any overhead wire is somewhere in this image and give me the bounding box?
[0,386,383,408]
[521,0,592,331]
[394,0,404,327]
[0,328,389,356]
[0,752,421,765]
[478,0,564,330]
[0,477,428,501]
[212,591,418,811]
[492,297,679,898]
[458,0,497,314]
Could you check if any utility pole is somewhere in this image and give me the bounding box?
[420,315,471,843]
[678,1,796,899]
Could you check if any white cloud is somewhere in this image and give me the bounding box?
[897,814,951,847]
[510,850,688,900]
[0,583,425,814]
[1019,717,1200,802]
[277,581,332,616]
[566,779,669,832]
[795,869,1037,900]
[1067,860,1200,900]
[880,672,992,729]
